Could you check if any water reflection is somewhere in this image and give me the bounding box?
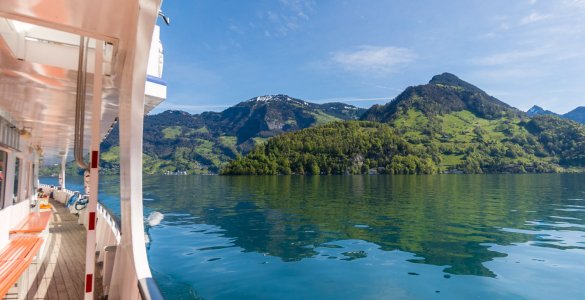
[140,175,585,277]
[41,174,585,299]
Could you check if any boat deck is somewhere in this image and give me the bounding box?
[3,200,102,299]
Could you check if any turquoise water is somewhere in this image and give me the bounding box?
[43,174,585,299]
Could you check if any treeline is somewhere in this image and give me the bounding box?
[525,115,585,166]
[221,113,585,175]
[221,121,440,175]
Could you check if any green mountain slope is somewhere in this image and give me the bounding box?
[223,74,585,175]
[563,106,585,124]
[361,73,522,122]
[99,95,366,174]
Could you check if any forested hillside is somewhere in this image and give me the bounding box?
[98,95,366,174]
[223,74,585,175]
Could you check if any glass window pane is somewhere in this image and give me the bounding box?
[0,150,6,208]
[13,157,20,204]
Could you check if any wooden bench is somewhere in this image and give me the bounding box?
[10,211,52,234]
[0,236,43,297]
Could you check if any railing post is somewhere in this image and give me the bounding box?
[84,39,103,300]
[59,152,66,189]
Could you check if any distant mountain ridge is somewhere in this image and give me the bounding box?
[223,73,585,175]
[361,72,521,123]
[525,105,585,125]
[99,95,367,173]
[562,107,585,124]
[526,105,557,117]
[57,74,584,176]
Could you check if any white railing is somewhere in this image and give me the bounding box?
[38,183,162,299]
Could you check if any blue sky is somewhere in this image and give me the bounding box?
[154,0,585,115]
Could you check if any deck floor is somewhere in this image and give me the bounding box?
[4,200,102,300]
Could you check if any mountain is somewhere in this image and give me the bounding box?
[223,74,585,175]
[563,106,585,124]
[524,105,585,125]
[526,105,558,117]
[361,73,522,122]
[99,95,366,174]
[199,95,366,146]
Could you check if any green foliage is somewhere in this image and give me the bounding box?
[93,76,585,176]
[222,121,441,175]
[525,115,585,166]
[98,96,366,174]
[162,126,182,139]
[222,108,585,175]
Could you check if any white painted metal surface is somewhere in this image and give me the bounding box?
[82,39,104,300]
[1,0,166,298]
[0,1,166,161]
[109,0,162,298]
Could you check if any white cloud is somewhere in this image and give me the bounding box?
[471,49,548,66]
[519,11,551,25]
[279,0,314,20]
[258,0,315,37]
[228,25,244,35]
[311,97,390,103]
[330,46,416,74]
[468,66,546,81]
[156,102,231,112]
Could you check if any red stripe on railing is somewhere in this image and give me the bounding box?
[88,212,96,230]
[91,151,99,168]
[85,274,93,293]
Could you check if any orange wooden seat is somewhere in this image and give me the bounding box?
[10,211,52,234]
[0,236,43,297]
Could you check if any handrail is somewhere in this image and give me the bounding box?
[97,202,122,231]
[74,35,90,170]
[138,278,165,300]
[39,183,165,299]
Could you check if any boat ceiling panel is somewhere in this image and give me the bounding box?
[0,49,119,160]
[0,0,134,42]
[0,2,166,163]
[0,18,119,161]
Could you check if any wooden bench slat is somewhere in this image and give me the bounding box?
[10,211,52,234]
[0,236,43,298]
[0,238,29,262]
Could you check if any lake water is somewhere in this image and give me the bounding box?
[42,174,585,299]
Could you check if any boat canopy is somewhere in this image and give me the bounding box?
[0,0,166,162]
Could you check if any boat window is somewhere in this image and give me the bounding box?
[13,157,20,204]
[25,162,32,200]
[32,163,37,193]
[0,150,6,208]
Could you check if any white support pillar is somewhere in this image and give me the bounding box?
[109,1,161,298]
[84,39,103,300]
[59,153,66,189]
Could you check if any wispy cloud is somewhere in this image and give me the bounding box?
[329,46,416,74]
[311,97,390,103]
[279,0,314,22]
[259,0,315,37]
[519,11,551,25]
[228,24,245,35]
[157,102,231,112]
[468,66,546,81]
[471,49,548,66]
